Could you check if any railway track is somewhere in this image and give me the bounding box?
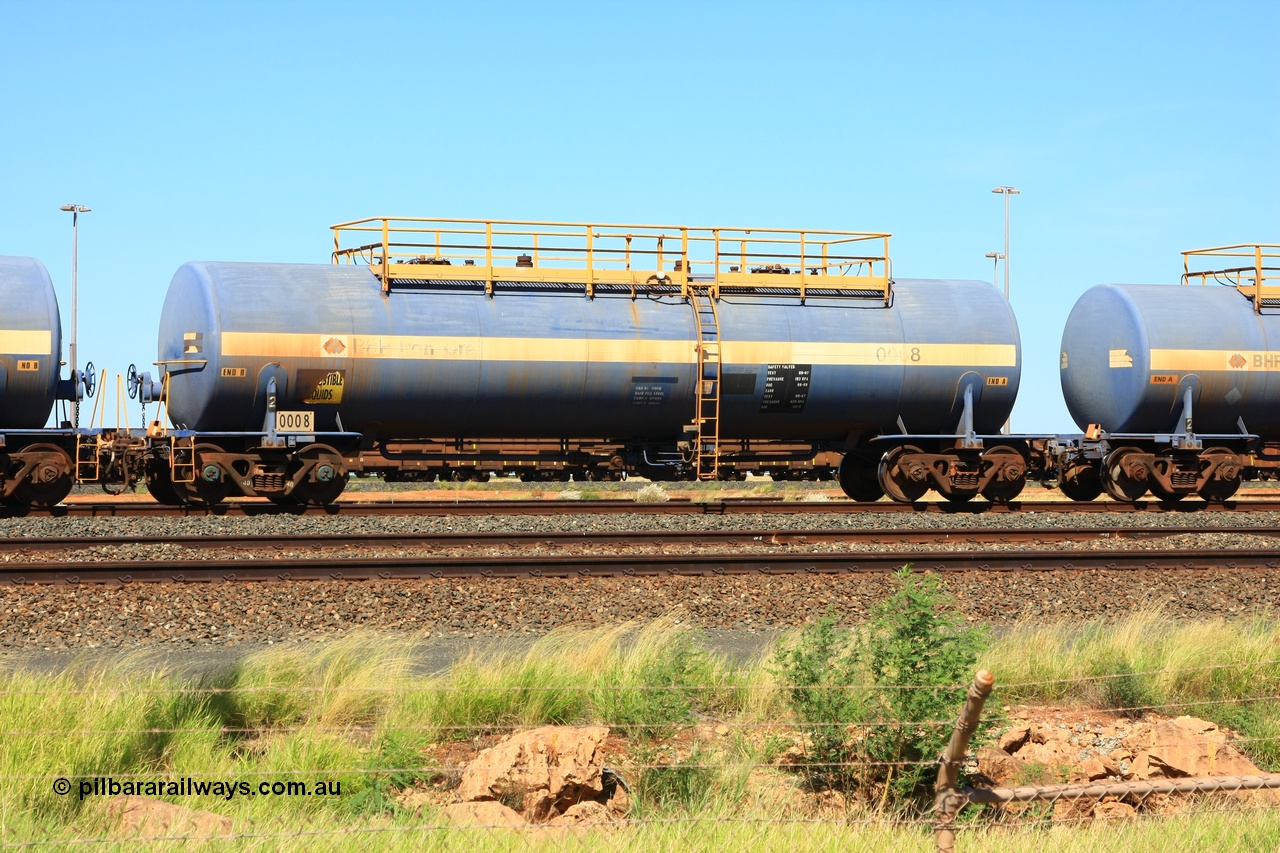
[2,525,1275,554]
[3,525,1277,585]
[14,496,1280,518]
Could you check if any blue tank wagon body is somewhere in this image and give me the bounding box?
[146,218,1028,505]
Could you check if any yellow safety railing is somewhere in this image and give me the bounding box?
[1183,243,1280,313]
[331,217,892,303]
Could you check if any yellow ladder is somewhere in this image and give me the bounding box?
[170,436,196,484]
[691,289,721,480]
[75,434,101,482]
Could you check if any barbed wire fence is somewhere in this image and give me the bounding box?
[2,668,1280,849]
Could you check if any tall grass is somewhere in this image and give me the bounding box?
[4,611,1280,848]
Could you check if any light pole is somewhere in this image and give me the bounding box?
[984,251,1005,294]
[59,204,90,426]
[991,186,1019,301]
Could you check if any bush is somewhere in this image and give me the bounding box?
[773,568,989,811]
[772,614,861,790]
[859,569,989,806]
[634,484,670,503]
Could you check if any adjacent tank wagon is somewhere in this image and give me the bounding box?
[0,256,98,505]
[1056,244,1280,502]
[148,217,1027,505]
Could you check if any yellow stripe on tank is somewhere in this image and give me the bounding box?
[0,330,53,355]
[220,332,1017,367]
[220,333,696,364]
[721,342,1016,366]
[1150,349,1280,372]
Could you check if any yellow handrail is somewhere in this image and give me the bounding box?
[1183,243,1280,313]
[331,216,893,303]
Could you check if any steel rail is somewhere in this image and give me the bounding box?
[0,526,1274,554]
[3,546,1278,586]
[14,497,1280,518]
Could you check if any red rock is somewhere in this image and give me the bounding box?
[442,801,525,827]
[107,795,232,839]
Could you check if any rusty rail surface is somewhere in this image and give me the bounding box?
[4,544,1279,585]
[1,525,1275,553]
[10,497,1280,519]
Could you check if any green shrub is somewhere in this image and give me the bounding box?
[773,568,989,811]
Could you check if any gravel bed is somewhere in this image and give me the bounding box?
[1,509,1278,652]
[3,507,1280,540]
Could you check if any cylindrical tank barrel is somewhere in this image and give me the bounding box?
[157,262,1020,442]
[1061,283,1280,434]
[0,256,63,428]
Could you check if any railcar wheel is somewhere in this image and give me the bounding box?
[979,445,1026,503]
[291,444,347,506]
[837,453,884,502]
[145,466,184,506]
[1199,477,1241,503]
[172,444,233,507]
[1058,465,1103,502]
[1101,447,1149,502]
[10,444,74,507]
[877,445,930,503]
[1199,447,1242,503]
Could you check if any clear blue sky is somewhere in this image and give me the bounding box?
[2,0,1276,431]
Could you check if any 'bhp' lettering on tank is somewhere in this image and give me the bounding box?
[1252,353,1280,369]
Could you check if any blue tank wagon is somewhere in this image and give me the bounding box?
[0,256,94,505]
[146,218,1027,505]
[1057,244,1280,502]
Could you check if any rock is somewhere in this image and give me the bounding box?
[998,725,1030,753]
[1030,723,1068,745]
[396,788,436,815]
[442,801,525,827]
[1012,737,1076,774]
[548,801,614,826]
[107,795,232,839]
[975,747,1023,786]
[1144,717,1260,778]
[1093,799,1136,821]
[1069,758,1112,783]
[1127,751,1151,781]
[1052,794,1096,823]
[456,726,619,822]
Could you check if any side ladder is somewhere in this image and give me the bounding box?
[691,289,721,479]
[75,434,101,482]
[170,435,196,484]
